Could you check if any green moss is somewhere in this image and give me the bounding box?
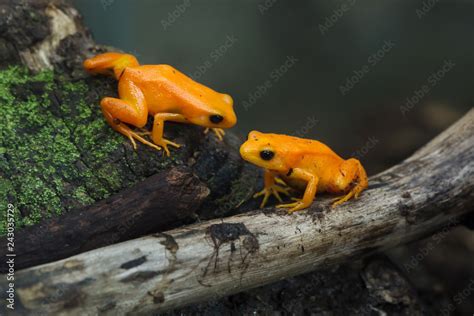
[0,66,184,235]
[0,67,129,235]
[17,176,62,215]
[72,186,95,206]
[63,80,87,93]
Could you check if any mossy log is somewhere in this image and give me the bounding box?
[7,109,474,314]
[0,0,260,269]
[7,167,210,271]
[1,0,473,314]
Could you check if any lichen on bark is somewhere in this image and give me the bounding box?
[0,64,261,235]
[0,0,260,236]
[0,66,179,234]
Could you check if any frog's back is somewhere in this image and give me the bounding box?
[128,64,186,84]
[266,133,341,158]
[132,65,212,93]
[126,64,219,113]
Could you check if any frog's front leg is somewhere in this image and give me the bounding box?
[101,78,161,151]
[254,169,291,208]
[277,169,319,213]
[151,113,188,156]
[204,128,225,141]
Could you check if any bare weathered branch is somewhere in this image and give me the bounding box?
[0,0,259,257]
[8,109,474,314]
[5,167,209,272]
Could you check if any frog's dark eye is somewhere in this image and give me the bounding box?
[260,150,274,161]
[209,114,224,124]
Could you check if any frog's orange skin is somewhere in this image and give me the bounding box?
[83,52,236,155]
[240,131,368,213]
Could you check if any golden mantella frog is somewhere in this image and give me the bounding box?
[83,52,236,155]
[240,131,368,213]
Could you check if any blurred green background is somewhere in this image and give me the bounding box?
[73,0,472,174]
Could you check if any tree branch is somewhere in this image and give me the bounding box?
[5,167,209,272]
[8,109,474,314]
[0,0,259,253]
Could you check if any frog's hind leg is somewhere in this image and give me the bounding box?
[100,78,161,151]
[83,52,139,80]
[101,109,159,151]
[332,158,368,207]
[151,113,188,156]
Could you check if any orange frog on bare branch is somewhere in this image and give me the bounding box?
[240,131,368,212]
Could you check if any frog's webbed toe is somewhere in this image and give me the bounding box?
[254,185,291,208]
[155,138,181,157]
[135,127,151,136]
[331,191,356,207]
[204,128,225,141]
[277,199,306,214]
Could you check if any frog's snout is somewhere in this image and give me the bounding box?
[239,142,250,160]
[225,108,237,128]
[221,93,237,128]
[222,93,233,105]
[239,139,257,162]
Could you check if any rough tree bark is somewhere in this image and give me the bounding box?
[1,0,473,315]
[7,109,473,314]
[6,168,210,272]
[0,0,260,270]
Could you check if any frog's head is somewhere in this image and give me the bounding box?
[190,92,237,129]
[239,131,290,172]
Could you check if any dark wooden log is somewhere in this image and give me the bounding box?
[1,1,472,314]
[0,0,260,271]
[6,167,209,272]
[7,109,473,315]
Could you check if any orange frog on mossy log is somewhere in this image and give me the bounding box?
[84,52,236,155]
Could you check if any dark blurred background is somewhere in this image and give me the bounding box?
[73,0,473,314]
[73,0,472,176]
